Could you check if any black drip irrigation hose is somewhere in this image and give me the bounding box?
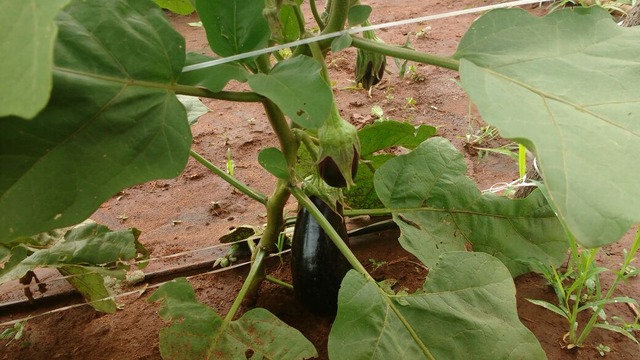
[0,220,399,316]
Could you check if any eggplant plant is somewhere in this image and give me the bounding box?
[2,0,640,358]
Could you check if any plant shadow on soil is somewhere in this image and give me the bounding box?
[1,1,639,359]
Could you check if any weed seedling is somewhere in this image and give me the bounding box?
[528,230,640,348]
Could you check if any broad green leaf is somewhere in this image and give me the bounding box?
[150,278,317,360]
[179,52,249,92]
[345,154,391,209]
[177,95,210,125]
[345,122,436,209]
[331,33,353,52]
[359,120,436,157]
[0,0,191,241]
[258,147,290,179]
[329,252,546,359]
[279,0,303,43]
[374,138,567,276]
[249,56,333,129]
[195,0,269,66]
[455,7,640,247]
[0,222,146,313]
[153,0,195,15]
[0,0,70,118]
[348,5,372,27]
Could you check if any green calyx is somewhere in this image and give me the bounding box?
[317,106,361,188]
[355,27,386,90]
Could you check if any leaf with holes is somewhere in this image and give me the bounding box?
[329,253,545,359]
[374,137,567,276]
[150,278,318,360]
[0,221,146,313]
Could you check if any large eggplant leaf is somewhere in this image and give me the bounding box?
[150,278,317,360]
[249,56,333,129]
[329,252,545,359]
[374,137,567,276]
[455,7,640,247]
[195,0,269,67]
[0,221,146,313]
[0,0,191,242]
[0,0,70,118]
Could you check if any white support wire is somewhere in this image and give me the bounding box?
[183,0,554,72]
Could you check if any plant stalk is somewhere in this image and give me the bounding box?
[172,84,265,102]
[190,150,268,205]
[310,0,325,30]
[239,99,299,301]
[350,36,460,71]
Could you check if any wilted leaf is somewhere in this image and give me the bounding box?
[150,278,317,360]
[0,222,146,313]
[374,138,567,276]
[329,252,545,359]
[455,7,640,247]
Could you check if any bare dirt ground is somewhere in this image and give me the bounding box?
[1,1,639,359]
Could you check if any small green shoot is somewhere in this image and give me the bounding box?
[1,321,26,346]
[226,148,235,176]
[369,258,388,271]
[404,97,417,108]
[370,105,384,118]
[595,344,610,357]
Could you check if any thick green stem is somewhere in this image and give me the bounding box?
[351,36,460,71]
[262,99,298,167]
[172,83,265,102]
[310,0,325,30]
[240,99,298,301]
[219,248,268,324]
[292,3,306,36]
[321,0,349,34]
[190,150,268,205]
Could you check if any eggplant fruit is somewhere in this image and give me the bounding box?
[291,196,351,315]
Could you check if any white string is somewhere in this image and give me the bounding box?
[183,0,553,72]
